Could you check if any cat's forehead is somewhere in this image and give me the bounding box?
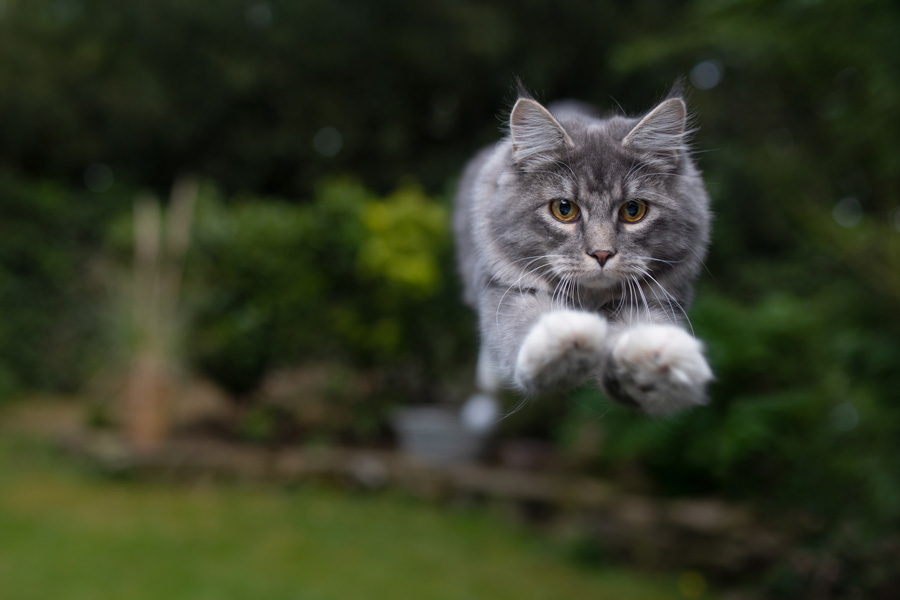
[563,114,635,142]
[561,116,637,187]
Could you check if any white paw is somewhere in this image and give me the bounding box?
[515,310,608,392]
[607,325,712,416]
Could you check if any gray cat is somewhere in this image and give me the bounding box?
[454,85,712,419]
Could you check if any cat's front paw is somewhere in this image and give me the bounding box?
[515,310,608,392]
[603,325,712,416]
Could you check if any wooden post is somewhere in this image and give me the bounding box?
[122,177,197,452]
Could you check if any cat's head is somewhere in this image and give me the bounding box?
[489,88,710,301]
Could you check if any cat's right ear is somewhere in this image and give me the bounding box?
[622,98,688,169]
[509,98,573,164]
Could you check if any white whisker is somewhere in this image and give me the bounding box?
[499,395,532,422]
[553,159,577,181]
[632,274,651,321]
[630,254,687,266]
[634,266,695,335]
[494,260,555,332]
[634,267,677,325]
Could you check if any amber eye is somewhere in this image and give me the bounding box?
[618,200,648,223]
[550,199,581,222]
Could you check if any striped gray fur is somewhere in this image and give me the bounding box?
[453,86,713,416]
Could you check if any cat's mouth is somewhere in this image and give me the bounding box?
[577,268,621,291]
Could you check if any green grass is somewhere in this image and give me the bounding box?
[0,439,691,600]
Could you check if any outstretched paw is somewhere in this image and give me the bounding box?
[515,310,608,392]
[603,325,712,416]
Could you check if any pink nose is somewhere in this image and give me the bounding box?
[589,250,615,267]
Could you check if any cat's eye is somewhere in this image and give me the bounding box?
[618,200,648,223]
[550,199,581,222]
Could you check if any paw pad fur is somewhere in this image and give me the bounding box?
[610,324,712,415]
[515,310,608,391]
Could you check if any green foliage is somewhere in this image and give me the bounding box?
[359,185,447,295]
[0,0,680,195]
[186,180,471,396]
[561,278,900,592]
[0,174,122,396]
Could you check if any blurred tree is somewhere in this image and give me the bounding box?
[0,0,682,196]
[186,180,471,400]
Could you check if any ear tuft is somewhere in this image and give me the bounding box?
[509,98,573,164]
[666,77,687,100]
[513,76,533,101]
[622,98,688,167]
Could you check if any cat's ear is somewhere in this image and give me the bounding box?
[622,98,688,169]
[509,98,573,164]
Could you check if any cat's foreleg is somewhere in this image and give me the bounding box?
[479,288,609,394]
[514,309,609,392]
[600,323,712,416]
[459,348,501,432]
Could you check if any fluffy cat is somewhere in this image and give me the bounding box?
[453,84,712,418]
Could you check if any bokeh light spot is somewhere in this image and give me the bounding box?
[84,163,113,193]
[690,60,722,90]
[832,197,861,228]
[314,127,343,157]
[245,2,273,29]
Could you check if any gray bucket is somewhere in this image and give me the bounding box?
[392,406,487,464]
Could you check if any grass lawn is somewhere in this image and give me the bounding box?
[0,438,699,600]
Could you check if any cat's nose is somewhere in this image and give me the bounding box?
[589,250,615,267]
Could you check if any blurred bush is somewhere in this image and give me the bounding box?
[186,180,473,405]
[0,0,672,195]
[0,174,122,399]
[559,279,900,594]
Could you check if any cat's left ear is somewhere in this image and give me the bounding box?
[622,97,688,169]
[509,98,574,164]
